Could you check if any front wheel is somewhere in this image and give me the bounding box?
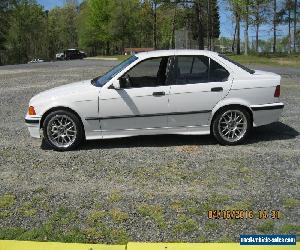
[43,110,84,151]
[212,107,252,145]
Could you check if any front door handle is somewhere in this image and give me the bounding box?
[152,91,165,97]
[211,87,223,92]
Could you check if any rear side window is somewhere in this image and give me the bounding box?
[175,56,209,84]
[174,55,229,85]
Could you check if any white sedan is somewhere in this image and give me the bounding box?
[25,50,284,151]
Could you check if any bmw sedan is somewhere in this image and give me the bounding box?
[25,50,284,151]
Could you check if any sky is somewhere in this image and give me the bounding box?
[37,0,286,40]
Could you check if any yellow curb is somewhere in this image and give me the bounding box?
[127,242,300,250]
[0,241,299,250]
[0,240,125,250]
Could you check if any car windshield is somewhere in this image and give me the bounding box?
[218,54,255,74]
[91,55,138,87]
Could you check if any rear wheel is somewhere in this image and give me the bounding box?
[212,107,252,145]
[43,110,84,151]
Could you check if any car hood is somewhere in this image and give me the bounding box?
[30,80,97,104]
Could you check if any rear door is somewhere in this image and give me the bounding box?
[168,55,232,128]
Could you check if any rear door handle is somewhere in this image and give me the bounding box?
[152,91,165,97]
[211,87,223,92]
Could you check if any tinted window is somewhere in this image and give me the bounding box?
[218,54,255,74]
[209,59,229,82]
[122,57,169,88]
[174,56,229,84]
[175,56,209,84]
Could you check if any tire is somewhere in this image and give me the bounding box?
[43,110,84,151]
[212,107,252,145]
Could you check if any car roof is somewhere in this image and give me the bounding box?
[136,49,219,59]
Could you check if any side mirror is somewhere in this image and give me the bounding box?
[112,80,120,90]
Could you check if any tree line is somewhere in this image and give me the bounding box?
[228,0,299,54]
[0,0,298,65]
[0,0,221,65]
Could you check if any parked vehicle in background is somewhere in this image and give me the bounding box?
[55,53,64,60]
[25,50,284,151]
[28,58,44,63]
[64,49,86,60]
[55,49,86,61]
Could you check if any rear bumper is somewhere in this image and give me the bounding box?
[25,115,41,139]
[251,103,284,127]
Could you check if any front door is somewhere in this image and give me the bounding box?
[98,56,172,137]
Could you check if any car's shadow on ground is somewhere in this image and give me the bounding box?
[41,122,299,151]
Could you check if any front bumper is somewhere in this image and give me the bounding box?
[251,102,284,127]
[25,115,42,138]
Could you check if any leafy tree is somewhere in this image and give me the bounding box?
[6,0,47,63]
[250,0,269,52]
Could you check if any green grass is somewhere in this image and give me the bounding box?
[109,208,129,223]
[256,221,275,233]
[283,198,300,209]
[228,54,300,67]
[137,204,166,229]
[86,210,106,225]
[172,214,198,235]
[18,202,37,217]
[108,191,123,203]
[87,55,130,61]
[0,194,16,209]
[279,224,300,234]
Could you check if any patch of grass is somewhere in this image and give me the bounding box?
[137,204,166,229]
[0,228,26,239]
[224,200,252,211]
[109,208,129,223]
[87,55,130,61]
[48,207,79,228]
[173,214,198,235]
[108,191,123,203]
[198,234,208,242]
[283,198,300,209]
[84,226,107,242]
[217,235,234,243]
[18,202,37,217]
[109,228,129,244]
[257,221,275,233]
[279,224,300,234]
[86,210,106,225]
[170,200,185,213]
[202,193,231,211]
[204,221,219,231]
[228,54,300,67]
[85,226,129,244]
[0,210,12,219]
[0,194,16,209]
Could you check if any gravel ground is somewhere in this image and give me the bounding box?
[0,59,299,243]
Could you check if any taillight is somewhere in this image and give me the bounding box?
[28,106,36,115]
[274,85,280,97]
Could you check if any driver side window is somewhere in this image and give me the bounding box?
[120,57,170,88]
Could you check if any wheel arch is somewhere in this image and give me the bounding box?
[40,106,85,136]
[210,104,253,132]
